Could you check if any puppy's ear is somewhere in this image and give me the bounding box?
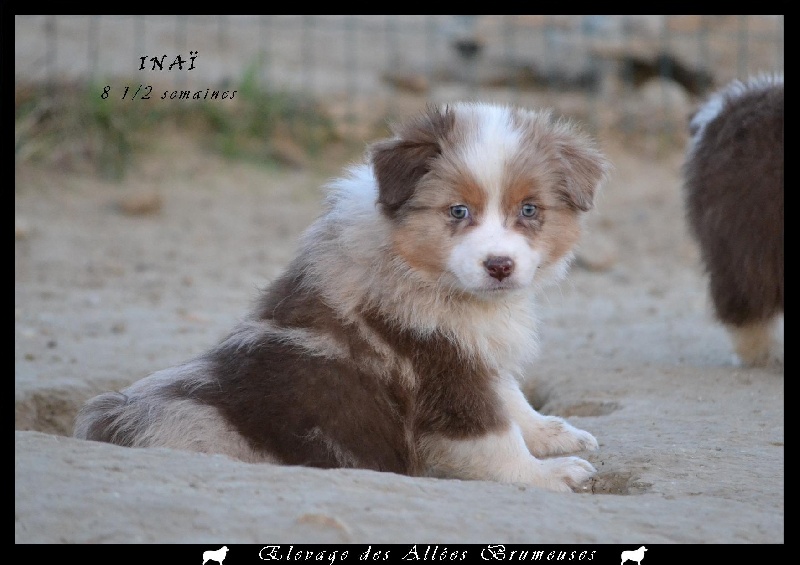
[371,105,455,217]
[555,134,611,212]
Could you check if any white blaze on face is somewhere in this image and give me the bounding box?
[447,208,541,292]
[458,104,522,193]
[446,104,541,293]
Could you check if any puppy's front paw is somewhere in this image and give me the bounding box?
[524,415,598,457]
[536,456,596,493]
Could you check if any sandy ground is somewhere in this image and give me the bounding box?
[14,133,783,544]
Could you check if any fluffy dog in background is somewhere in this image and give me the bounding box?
[683,74,784,367]
[74,102,610,492]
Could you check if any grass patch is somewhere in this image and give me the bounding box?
[15,64,345,180]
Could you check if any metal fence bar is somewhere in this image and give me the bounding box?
[15,15,785,144]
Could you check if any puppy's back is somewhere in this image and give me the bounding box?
[683,74,783,365]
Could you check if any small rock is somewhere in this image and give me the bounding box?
[15,218,32,239]
[118,192,163,216]
[575,235,618,272]
[382,70,430,93]
[270,136,309,169]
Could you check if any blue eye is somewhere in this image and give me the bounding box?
[520,203,538,218]
[450,205,470,220]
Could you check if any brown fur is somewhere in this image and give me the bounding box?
[683,75,783,365]
[74,102,610,490]
[372,104,457,217]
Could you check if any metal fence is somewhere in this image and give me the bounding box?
[15,15,784,143]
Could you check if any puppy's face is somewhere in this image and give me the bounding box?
[372,103,609,297]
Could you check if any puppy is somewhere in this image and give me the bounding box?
[74,102,610,492]
[683,74,784,367]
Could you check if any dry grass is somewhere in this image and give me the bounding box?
[15,70,349,180]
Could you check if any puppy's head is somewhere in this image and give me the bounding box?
[370,102,610,297]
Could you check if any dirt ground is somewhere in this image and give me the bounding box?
[14,130,783,544]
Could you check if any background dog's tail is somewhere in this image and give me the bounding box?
[73,392,132,445]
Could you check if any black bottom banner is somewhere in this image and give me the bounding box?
[120,543,769,564]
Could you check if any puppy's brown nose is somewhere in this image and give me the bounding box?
[484,256,515,281]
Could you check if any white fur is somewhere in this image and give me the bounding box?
[302,163,542,374]
[447,210,541,292]
[222,319,349,360]
[688,72,784,154]
[498,376,598,457]
[457,104,523,191]
[297,103,601,491]
[111,362,276,463]
[75,102,607,493]
[727,319,780,368]
[420,425,596,493]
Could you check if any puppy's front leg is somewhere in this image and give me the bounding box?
[500,377,599,457]
[420,425,595,492]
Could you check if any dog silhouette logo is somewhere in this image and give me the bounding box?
[203,546,229,565]
[621,546,647,565]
